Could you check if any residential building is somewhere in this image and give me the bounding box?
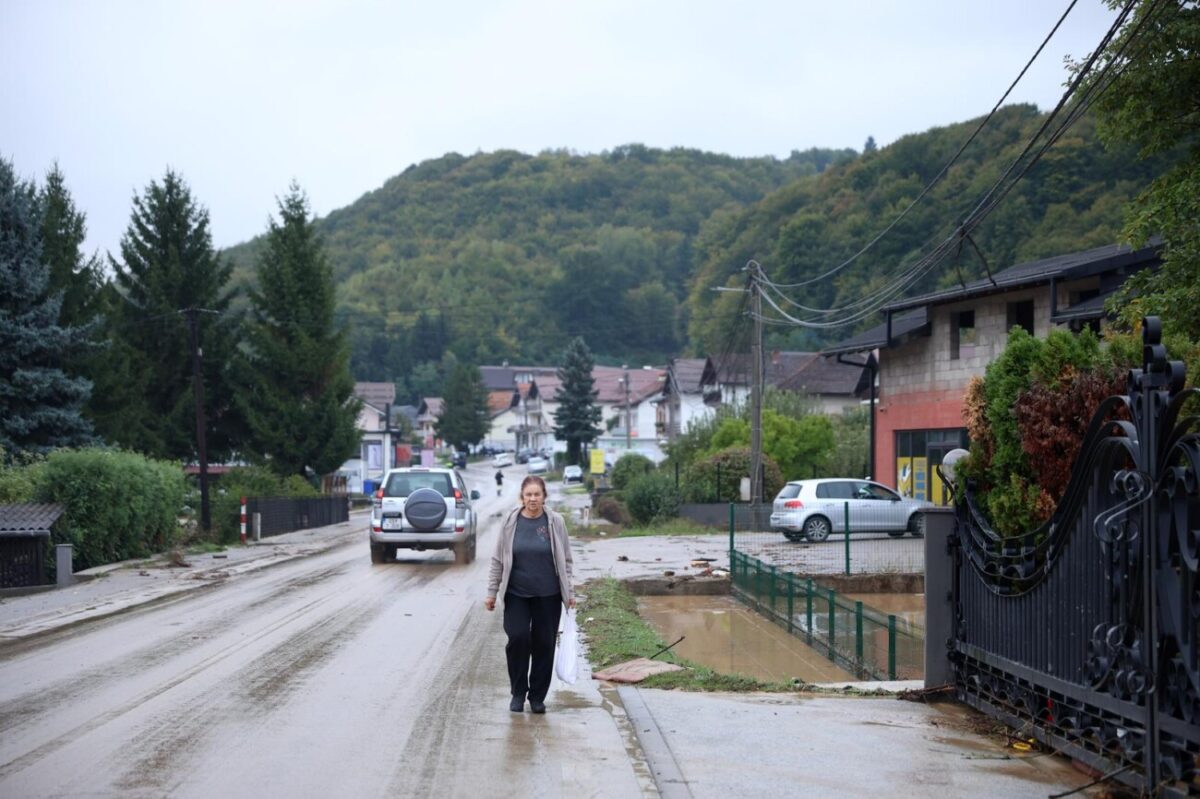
[338,382,398,494]
[823,241,1161,505]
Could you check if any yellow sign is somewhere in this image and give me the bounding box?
[589,449,606,475]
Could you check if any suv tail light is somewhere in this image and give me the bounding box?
[373,488,384,511]
[784,500,803,509]
[454,487,465,507]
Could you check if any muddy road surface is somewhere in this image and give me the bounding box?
[0,490,650,798]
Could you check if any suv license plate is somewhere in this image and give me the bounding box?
[382,518,403,530]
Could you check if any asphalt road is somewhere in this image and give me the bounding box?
[0,478,651,798]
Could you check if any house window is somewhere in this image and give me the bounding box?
[1007,299,1035,335]
[951,310,977,360]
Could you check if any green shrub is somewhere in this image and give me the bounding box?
[0,452,43,503]
[609,453,655,490]
[624,472,681,525]
[680,447,784,503]
[210,466,319,543]
[594,495,632,526]
[33,449,185,570]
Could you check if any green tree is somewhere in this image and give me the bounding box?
[0,158,94,456]
[553,337,603,464]
[436,362,489,451]
[1081,0,1200,340]
[39,165,104,330]
[237,185,360,477]
[104,170,241,459]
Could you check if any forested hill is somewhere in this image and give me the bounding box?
[224,108,1164,397]
[684,104,1167,355]
[223,145,853,387]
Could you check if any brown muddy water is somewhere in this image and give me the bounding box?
[636,594,856,683]
[843,593,925,632]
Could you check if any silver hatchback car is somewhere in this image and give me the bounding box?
[369,467,480,564]
[769,478,933,543]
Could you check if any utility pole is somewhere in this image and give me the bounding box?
[622,365,632,453]
[185,308,211,533]
[750,274,763,505]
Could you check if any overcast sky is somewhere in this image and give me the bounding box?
[2,0,1118,261]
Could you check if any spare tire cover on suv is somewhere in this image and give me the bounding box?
[405,487,448,531]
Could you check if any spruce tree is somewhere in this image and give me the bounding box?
[436,362,489,452]
[106,169,241,460]
[0,158,95,455]
[236,185,359,476]
[552,337,602,465]
[39,165,104,330]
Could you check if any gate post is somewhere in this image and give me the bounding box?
[923,507,955,688]
[55,543,74,587]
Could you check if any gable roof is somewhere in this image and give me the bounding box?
[0,503,65,536]
[881,240,1161,314]
[778,355,865,396]
[479,366,517,391]
[669,358,713,394]
[354,382,396,410]
[488,389,519,416]
[418,397,444,419]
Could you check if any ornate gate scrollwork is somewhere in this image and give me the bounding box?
[950,317,1199,796]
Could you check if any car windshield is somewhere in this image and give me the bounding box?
[383,472,453,497]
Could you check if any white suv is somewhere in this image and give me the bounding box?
[369,467,480,564]
[769,478,932,543]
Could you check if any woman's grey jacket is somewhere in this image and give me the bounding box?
[487,506,574,607]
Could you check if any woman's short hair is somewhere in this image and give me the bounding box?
[520,475,547,497]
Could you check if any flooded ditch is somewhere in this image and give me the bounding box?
[637,592,926,683]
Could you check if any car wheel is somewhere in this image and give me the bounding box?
[370,543,386,564]
[887,531,905,538]
[803,516,831,543]
[908,513,926,537]
[453,539,472,565]
[385,543,397,560]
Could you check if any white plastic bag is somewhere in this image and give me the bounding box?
[555,608,579,684]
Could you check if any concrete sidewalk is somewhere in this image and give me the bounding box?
[0,504,1096,797]
[0,513,365,641]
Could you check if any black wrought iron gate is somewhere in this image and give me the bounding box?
[949,318,1199,796]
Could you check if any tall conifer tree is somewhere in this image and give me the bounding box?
[0,158,94,455]
[236,185,359,477]
[552,337,602,465]
[106,169,241,459]
[436,362,489,452]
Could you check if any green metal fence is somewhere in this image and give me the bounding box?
[730,550,923,680]
[728,502,925,575]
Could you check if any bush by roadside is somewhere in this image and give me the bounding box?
[624,471,681,524]
[610,453,654,490]
[594,494,632,526]
[34,449,186,571]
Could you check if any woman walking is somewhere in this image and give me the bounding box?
[484,475,575,714]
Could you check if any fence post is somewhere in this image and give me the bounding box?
[753,559,761,608]
[253,512,262,542]
[827,588,836,661]
[786,572,795,633]
[888,614,897,680]
[855,600,864,671]
[769,564,777,614]
[843,501,851,575]
[923,507,956,689]
[728,502,735,562]
[806,578,814,644]
[240,497,247,545]
[55,543,74,587]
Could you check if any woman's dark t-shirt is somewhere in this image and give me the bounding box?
[508,512,559,598]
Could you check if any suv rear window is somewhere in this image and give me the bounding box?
[776,483,802,500]
[815,481,856,499]
[383,472,453,497]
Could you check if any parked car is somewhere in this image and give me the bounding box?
[769,478,933,543]
[563,465,583,483]
[516,447,532,464]
[527,456,549,475]
[369,467,480,564]
[451,451,467,469]
[492,452,513,468]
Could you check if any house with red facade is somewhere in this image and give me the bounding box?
[822,241,1161,505]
